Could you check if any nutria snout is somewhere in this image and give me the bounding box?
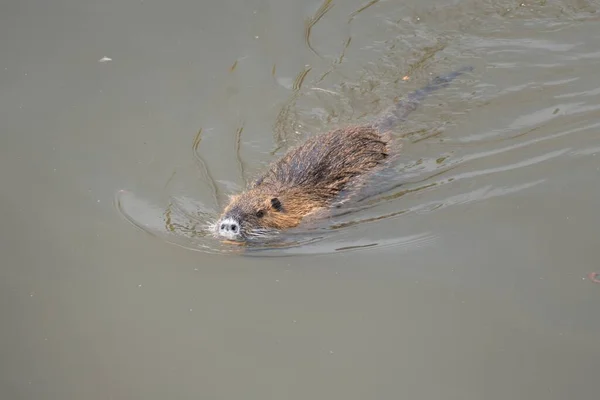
[213,67,472,242]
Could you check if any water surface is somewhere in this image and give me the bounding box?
[1,0,599,399]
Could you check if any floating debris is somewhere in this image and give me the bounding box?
[293,65,312,92]
[348,0,380,23]
[98,57,112,63]
[234,123,246,182]
[305,0,334,57]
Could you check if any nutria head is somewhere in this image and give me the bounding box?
[213,185,324,242]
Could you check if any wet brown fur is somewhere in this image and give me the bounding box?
[218,124,399,238]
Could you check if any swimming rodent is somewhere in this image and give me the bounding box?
[213,66,473,242]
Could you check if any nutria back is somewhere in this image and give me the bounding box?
[253,125,393,200]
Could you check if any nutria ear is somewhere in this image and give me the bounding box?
[270,197,282,211]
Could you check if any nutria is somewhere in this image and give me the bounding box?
[213,66,472,241]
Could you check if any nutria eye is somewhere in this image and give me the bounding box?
[256,210,265,218]
[270,198,282,211]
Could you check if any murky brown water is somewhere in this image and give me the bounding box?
[2,0,600,399]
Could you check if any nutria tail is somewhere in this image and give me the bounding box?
[373,66,474,133]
